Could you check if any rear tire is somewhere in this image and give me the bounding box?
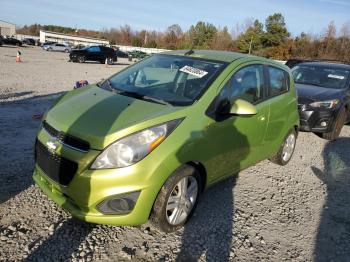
[269,129,297,166]
[64,49,69,53]
[150,165,201,233]
[107,57,114,65]
[319,108,347,141]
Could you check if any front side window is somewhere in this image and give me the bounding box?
[268,67,289,96]
[102,54,227,106]
[221,65,264,104]
[292,65,349,89]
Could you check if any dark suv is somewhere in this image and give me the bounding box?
[293,62,350,140]
[69,46,117,64]
[1,36,22,46]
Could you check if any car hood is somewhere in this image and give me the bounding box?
[296,83,345,103]
[45,86,184,150]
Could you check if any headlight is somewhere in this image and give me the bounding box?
[309,99,339,109]
[91,119,182,169]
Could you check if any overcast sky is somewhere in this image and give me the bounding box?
[1,0,350,36]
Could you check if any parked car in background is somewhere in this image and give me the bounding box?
[41,41,57,47]
[293,62,350,140]
[0,36,3,46]
[22,38,36,45]
[129,50,149,59]
[73,44,86,50]
[69,45,117,64]
[33,50,299,232]
[1,36,22,46]
[43,43,71,52]
[115,49,130,58]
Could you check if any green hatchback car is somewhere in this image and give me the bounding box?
[33,50,299,232]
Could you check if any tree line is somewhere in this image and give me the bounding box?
[17,13,350,62]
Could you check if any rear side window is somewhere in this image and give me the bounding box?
[88,46,100,52]
[268,67,289,96]
[223,65,264,104]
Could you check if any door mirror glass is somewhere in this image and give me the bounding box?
[230,99,257,115]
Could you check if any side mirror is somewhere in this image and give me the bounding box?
[230,99,257,116]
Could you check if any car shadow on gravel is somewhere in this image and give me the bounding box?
[23,218,94,262]
[0,91,34,100]
[176,177,237,262]
[0,92,65,204]
[312,137,350,262]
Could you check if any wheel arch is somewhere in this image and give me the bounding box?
[186,161,207,192]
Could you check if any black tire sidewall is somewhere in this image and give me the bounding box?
[151,165,201,233]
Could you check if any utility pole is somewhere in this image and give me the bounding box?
[248,36,253,55]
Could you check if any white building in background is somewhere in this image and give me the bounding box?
[0,20,16,36]
[39,30,109,46]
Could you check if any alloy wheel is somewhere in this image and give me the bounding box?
[282,133,296,162]
[165,176,198,225]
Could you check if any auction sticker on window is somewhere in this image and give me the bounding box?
[328,74,345,80]
[180,66,208,78]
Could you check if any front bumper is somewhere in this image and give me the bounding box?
[298,105,338,133]
[33,164,164,226]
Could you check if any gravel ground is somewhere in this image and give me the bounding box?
[1,46,350,261]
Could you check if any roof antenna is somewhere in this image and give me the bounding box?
[184,49,194,56]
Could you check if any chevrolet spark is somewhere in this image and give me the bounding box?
[34,50,299,232]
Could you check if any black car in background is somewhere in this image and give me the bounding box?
[22,38,36,45]
[293,62,350,140]
[69,46,117,64]
[1,37,22,46]
[115,49,129,58]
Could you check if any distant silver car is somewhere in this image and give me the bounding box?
[43,43,71,53]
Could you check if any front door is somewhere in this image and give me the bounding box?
[204,64,269,183]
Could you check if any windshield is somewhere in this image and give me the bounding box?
[292,65,349,89]
[101,54,227,106]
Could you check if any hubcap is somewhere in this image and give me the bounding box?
[165,176,198,226]
[282,133,296,162]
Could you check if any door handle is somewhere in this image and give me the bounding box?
[258,116,266,121]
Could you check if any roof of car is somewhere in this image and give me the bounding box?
[163,49,260,63]
[297,61,350,69]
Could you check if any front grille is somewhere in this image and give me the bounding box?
[42,121,90,152]
[35,140,78,186]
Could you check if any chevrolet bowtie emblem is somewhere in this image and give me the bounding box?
[46,139,59,151]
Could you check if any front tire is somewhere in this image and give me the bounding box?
[150,165,201,232]
[269,129,297,166]
[319,108,347,141]
[78,56,85,63]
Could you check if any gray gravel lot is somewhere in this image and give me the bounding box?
[1,46,350,261]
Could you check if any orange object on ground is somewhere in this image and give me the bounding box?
[16,51,22,62]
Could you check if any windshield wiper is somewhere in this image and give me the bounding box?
[102,82,172,106]
[119,91,171,106]
[142,96,172,106]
